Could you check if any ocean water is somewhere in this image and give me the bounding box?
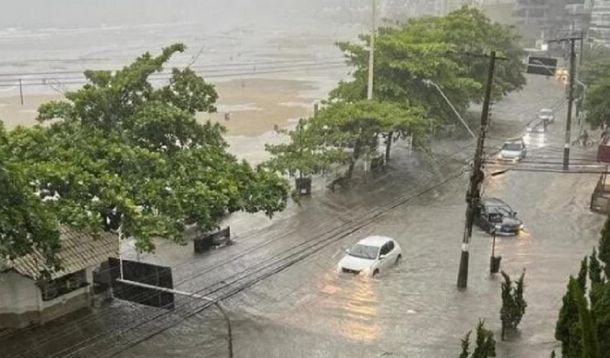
[0,0,378,94]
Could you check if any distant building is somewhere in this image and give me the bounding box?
[590,0,610,47]
[0,227,118,329]
[513,0,594,46]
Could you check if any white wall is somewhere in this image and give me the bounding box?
[0,272,39,315]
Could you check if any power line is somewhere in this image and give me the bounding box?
[38,167,467,358]
[9,150,465,357]
[103,170,469,358]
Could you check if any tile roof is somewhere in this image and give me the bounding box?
[2,227,118,280]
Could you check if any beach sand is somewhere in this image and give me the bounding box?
[0,78,318,137]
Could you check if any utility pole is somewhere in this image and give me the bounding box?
[457,51,497,290]
[565,39,577,170]
[367,0,376,100]
[548,35,582,170]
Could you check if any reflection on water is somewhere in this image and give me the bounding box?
[339,275,379,343]
[523,132,546,149]
[293,271,380,343]
[320,273,380,343]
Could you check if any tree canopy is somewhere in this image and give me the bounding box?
[265,100,430,186]
[579,47,610,128]
[0,123,61,269]
[331,7,525,122]
[2,43,289,254]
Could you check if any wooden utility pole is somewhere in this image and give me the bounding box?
[548,35,582,170]
[457,51,497,290]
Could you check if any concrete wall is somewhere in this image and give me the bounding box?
[0,272,40,328]
[0,268,95,329]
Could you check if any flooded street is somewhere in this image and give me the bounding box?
[1,73,604,358]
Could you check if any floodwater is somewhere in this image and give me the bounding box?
[1,74,605,358]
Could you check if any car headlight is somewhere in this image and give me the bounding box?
[495,224,503,230]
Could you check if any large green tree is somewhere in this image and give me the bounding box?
[4,44,288,253]
[264,118,346,181]
[580,47,610,128]
[0,123,61,269]
[331,7,524,123]
[305,100,429,179]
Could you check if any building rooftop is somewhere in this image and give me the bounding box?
[1,227,118,280]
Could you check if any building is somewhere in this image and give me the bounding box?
[590,0,610,47]
[0,227,118,329]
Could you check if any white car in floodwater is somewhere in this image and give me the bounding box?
[497,139,527,162]
[337,236,402,277]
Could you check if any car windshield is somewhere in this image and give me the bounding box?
[348,244,379,260]
[488,204,514,217]
[503,143,523,151]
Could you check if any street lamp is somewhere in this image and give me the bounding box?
[423,79,477,139]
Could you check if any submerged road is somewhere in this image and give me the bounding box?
[2,76,604,358]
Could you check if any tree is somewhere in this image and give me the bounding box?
[305,100,429,179]
[437,7,526,100]
[593,283,610,357]
[600,216,610,278]
[572,280,602,358]
[556,276,582,357]
[580,47,610,128]
[590,249,605,307]
[331,7,524,123]
[264,118,346,181]
[459,331,471,358]
[6,44,289,253]
[458,320,496,358]
[332,19,480,123]
[500,270,527,340]
[0,123,61,270]
[578,256,589,290]
[590,249,604,285]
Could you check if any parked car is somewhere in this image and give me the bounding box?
[474,198,524,236]
[337,236,402,277]
[538,108,555,124]
[497,139,527,162]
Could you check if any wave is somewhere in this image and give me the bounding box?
[0,21,194,40]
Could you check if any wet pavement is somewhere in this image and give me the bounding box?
[1,75,605,358]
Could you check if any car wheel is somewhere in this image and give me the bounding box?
[372,269,380,277]
[395,254,402,264]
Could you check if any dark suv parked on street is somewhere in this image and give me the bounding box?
[475,198,523,236]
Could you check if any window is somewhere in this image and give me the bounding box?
[348,244,379,260]
[40,270,88,301]
[503,142,523,151]
[386,241,395,253]
[380,242,393,256]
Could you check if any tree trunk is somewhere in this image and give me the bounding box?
[346,141,361,179]
[385,131,394,162]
